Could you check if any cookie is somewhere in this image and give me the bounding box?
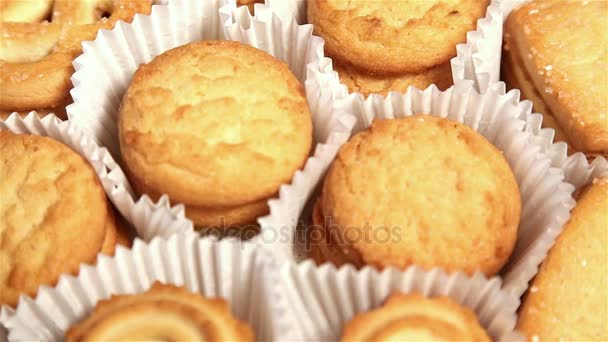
[119,40,312,228]
[517,178,608,341]
[503,0,608,157]
[335,60,453,97]
[0,131,116,307]
[66,282,255,341]
[342,293,490,341]
[311,116,521,276]
[308,0,488,75]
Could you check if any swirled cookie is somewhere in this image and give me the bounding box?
[0,131,117,307]
[342,293,490,341]
[0,0,152,117]
[66,283,254,341]
[119,40,312,229]
[310,116,521,276]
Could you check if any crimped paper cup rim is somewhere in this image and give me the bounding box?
[266,80,576,304]
[280,261,524,341]
[3,233,289,341]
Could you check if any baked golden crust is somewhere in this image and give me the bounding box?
[185,199,269,229]
[308,0,488,75]
[341,293,490,342]
[504,0,608,155]
[335,61,453,97]
[518,178,608,341]
[119,41,312,214]
[0,0,152,113]
[0,132,111,307]
[315,116,521,276]
[66,282,255,341]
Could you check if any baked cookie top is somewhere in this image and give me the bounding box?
[0,131,109,307]
[342,293,490,341]
[119,40,312,208]
[66,282,254,341]
[505,0,608,154]
[320,116,521,276]
[518,178,608,341]
[308,0,488,74]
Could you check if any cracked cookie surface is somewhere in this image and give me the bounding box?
[0,131,110,307]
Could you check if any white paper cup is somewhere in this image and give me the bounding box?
[279,261,524,341]
[264,0,504,94]
[2,233,289,341]
[0,113,194,335]
[66,0,347,236]
[260,81,576,303]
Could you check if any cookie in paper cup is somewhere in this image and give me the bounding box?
[0,112,193,333]
[265,0,503,94]
[2,233,289,341]
[280,261,523,341]
[0,113,193,241]
[66,0,347,232]
[266,82,574,292]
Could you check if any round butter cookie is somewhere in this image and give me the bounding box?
[313,115,521,276]
[342,293,490,342]
[66,282,254,341]
[518,178,608,341]
[308,0,488,75]
[118,40,312,228]
[0,131,115,307]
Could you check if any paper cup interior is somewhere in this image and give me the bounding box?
[281,261,524,341]
[4,234,286,342]
[279,82,574,302]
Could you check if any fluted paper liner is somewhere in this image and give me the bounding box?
[264,0,503,93]
[66,0,348,238]
[264,80,576,302]
[280,261,524,341]
[2,234,288,341]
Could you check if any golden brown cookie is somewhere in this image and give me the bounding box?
[66,282,255,341]
[518,178,608,341]
[119,40,312,228]
[311,116,521,276]
[503,0,608,157]
[342,293,490,341]
[335,61,453,97]
[0,131,116,307]
[308,0,488,75]
[0,0,152,117]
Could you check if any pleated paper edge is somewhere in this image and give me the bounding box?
[280,261,524,341]
[4,233,289,341]
[451,0,504,93]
